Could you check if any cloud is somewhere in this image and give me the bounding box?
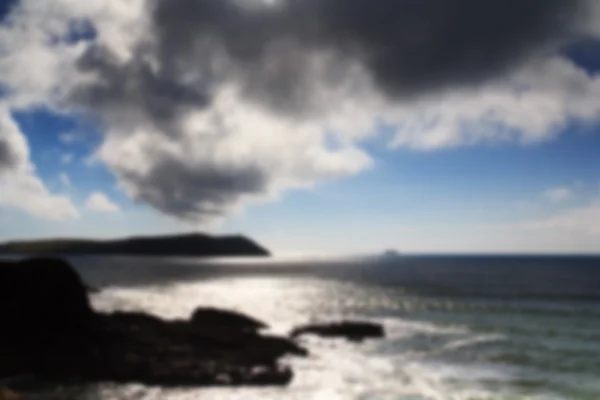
[151,0,584,111]
[0,0,148,109]
[59,172,71,189]
[98,101,371,222]
[543,187,575,203]
[0,104,28,175]
[72,44,210,132]
[0,172,80,220]
[61,153,75,164]
[0,104,79,220]
[2,0,600,224]
[59,132,81,144]
[85,191,120,213]
[69,0,592,131]
[520,200,600,236]
[0,136,18,173]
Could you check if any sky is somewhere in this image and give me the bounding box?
[2,0,600,255]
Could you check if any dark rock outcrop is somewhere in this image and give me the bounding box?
[190,307,269,333]
[291,321,385,342]
[0,387,20,400]
[0,258,93,341]
[0,258,305,388]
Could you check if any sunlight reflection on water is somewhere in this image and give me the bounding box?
[86,276,480,400]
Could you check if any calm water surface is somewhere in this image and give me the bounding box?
[12,255,600,400]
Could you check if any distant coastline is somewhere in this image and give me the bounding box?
[0,233,270,258]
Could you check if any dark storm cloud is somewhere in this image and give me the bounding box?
[71,44,210,131]
[69,0,588,222]
[0,136,18,174]
[116,158,268,221]
[75,0,586,125]
[153,0,585,107]
[0,142,12,171]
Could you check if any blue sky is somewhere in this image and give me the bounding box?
[2,1,600,255]
[4,104,600,255]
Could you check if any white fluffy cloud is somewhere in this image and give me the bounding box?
[86,192,120,213]
[0,172,80,220]
[520,200,600,236]
[1,0,600,225]
[0,0,147,109]
[0,104,79,220]
[544,186,576,203]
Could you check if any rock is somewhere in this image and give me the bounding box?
[290,321,385,342]
[0,306,299,388]
[190,307,268,333]
[251,335,309,357]
[0,387,20,400]
[74,311,298,387]
[228,335,309,366]
[0,258,301,388]
[0,258,93,341]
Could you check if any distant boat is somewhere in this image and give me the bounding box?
[383,249,401,258]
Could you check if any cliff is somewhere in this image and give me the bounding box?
[0,233,269,257]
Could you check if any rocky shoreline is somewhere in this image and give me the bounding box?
[0,257,384,390]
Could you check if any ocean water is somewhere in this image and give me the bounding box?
[11,255,600,400]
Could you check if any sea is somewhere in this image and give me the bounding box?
[7,255,600,400]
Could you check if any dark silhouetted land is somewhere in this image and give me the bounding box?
[0,257,382,388]
[0,233,269,257]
